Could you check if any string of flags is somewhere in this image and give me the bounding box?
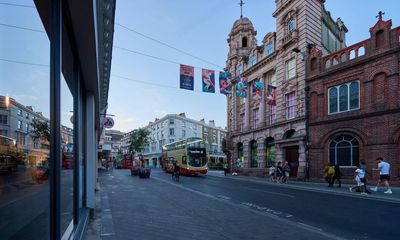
[179,64,277,105]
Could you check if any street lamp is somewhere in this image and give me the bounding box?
[292,43,314,180]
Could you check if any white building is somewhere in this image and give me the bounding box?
[120,113,227,168]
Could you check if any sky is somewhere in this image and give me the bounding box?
[1,0,400,132]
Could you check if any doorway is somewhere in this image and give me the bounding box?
[285,147,299,177]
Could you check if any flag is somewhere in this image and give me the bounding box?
[266,84,277,105]
[202,69,215,93]
[252,79,264,103]
[219,71,233,94]
[180,64,194,90]
[236,76,248,98]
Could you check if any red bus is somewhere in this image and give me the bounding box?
[62,151,74,169]
[122,154,133,169]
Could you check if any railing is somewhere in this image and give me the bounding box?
[322,40,368,70]
[281,30,298,47]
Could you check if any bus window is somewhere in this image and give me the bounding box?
[182,156,187,165]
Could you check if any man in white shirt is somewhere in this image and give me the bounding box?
[350,165,367,195]
[370,157,392,194]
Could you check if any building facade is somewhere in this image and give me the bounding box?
[307,15,400,183]
[121,113,227,168]
[225,0,347,178]
[0,1,116,239]
[102,129,125,162]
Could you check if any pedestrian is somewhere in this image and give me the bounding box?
[370,157,392,194]
[276,162,284,183]
[360,160,371,194]
[268,165,276,182]
[324,163,335,187]
[223,162,228,176]
[331,164,342,187]
[350,165,368,195]
[282,161,290,183]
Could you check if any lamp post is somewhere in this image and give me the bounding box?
[292,43,313,180]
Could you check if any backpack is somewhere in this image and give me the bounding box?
[327,166,335,176]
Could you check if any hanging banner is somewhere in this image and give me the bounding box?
[201,69,215,93]
[236,76,248,98]
[252,79,264,104]
[266,84,277,105]
[219,71,233,94]
[180,64,194,90]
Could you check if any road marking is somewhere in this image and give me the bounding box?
[297,222,323,232]
[242,187,295,198]
[100,233,115,236]
[151,175,347,240]
[216,195,231,200]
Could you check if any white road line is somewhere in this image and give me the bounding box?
[297,222,323,232]
[243,187,295,198]
[151,175,347,240]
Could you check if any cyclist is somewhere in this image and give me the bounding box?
[173,161,181,181]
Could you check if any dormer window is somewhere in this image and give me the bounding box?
[288,19,296,33]
[265,42,274,56]
[242,37,248,47]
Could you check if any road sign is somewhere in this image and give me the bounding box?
[104,116,114,129]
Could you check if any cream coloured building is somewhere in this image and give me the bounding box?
[225,0,347,178]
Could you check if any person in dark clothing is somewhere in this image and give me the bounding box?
[331,164,342,187]
[276,162,284,183]
[172,162,181,181]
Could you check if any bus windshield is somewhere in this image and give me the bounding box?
[187,147,207,167]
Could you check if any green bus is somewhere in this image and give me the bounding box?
[161,137,208,175]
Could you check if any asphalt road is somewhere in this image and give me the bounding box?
[95,169,399,240]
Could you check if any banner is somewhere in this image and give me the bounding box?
[180,64,194,90]
[236,76,248,98]
[252,79,264,103]
[266,84,277,105]
[202,69,215,93]
[219,71,233,94]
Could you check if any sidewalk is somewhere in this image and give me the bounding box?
[207,170,400,203]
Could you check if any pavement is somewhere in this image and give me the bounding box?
[84,169,400,240]
[206,170,400,203]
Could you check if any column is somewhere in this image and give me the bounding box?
[243,141,250,168]
[297,140,306,179]
[85,93,96,213]
[257,139,266,168]
[259,77,266,127]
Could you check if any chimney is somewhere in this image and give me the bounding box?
[200,118,205,123]
[179,112,186,117]
[209,120,215,127]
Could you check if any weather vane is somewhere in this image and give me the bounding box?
[376,11,385,20]
[238,0,245,18]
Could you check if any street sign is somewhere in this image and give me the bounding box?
[104,117,114,129]
[70,115,74,124]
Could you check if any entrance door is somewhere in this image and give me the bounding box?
[285,147,299,177]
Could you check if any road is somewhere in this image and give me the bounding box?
[94,169,399,240]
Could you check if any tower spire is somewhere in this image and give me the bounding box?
[238,0,245,18]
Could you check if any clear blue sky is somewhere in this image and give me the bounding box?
[1,0,399,132]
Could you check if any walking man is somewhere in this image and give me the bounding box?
[370,157,392,194]
[223,162,228,176]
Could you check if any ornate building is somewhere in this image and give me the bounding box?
[306,14,400,183]
[225,0,347,178]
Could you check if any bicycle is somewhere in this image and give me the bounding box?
[172,171,180,182]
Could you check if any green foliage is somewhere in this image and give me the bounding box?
[30,118,50,143]
[128,128,150,154]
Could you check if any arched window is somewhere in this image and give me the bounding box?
[332,57,338,66]
[265,138,276,167]
[310,57,317,71]
[349,81,359,109]
[376,30,384,48]
[250,140,258,168]
[341,53,346,63]
[287,19,296,33]
[237,142,244,167]
[242,37,248,48]
[339,85,348,112]
[328,81,359,114]
[329,135,359,166]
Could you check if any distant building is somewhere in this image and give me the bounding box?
[0,95,72,166]
[225,0,347,178]
[306,14,400,183]
[102,129,125,161]
[121,113,227,168]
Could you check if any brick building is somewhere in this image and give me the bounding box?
[225,0,346,178]
[306,14,400,183]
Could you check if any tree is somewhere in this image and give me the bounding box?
[30,118,50,143]
[128,128,150,155]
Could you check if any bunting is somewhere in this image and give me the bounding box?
[252,79,264,103]
[219,71,233,94]
[202,69,215,93]
[266,84,277,105]
[236,76,248,98]
[180,64,194,90]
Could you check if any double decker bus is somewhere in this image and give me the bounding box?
[161,137,208,175]
[0,135,18,173]
[122,153,134,169]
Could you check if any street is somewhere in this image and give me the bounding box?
[91,169,399,240]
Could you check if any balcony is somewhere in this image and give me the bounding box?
[281,30,298,48]
[322,40,367,71]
